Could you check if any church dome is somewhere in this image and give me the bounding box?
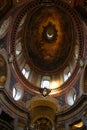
[9,0,83,95]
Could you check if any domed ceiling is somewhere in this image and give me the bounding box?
[23,6,74,72]
[0,0,86,129]
[9,0,83,95]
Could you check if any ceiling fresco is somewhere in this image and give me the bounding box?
[8,0,83,95]
[24,6,74,72]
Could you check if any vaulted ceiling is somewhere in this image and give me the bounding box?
[0,0,87,130]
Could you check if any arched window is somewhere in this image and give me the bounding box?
[41,76,50,89]
[13,85,23,101]
[15,42,22,56]
[67,89,76,106]
[22,64,30,79]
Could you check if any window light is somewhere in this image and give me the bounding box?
[22,68,30,79]
[22,64,30,79]
[67,89,76,106]
[13,87,22,101]
[41,80,50,89]
[64,71,71,81]
[16,42,22,55]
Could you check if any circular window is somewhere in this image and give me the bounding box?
[12,84,23,101]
